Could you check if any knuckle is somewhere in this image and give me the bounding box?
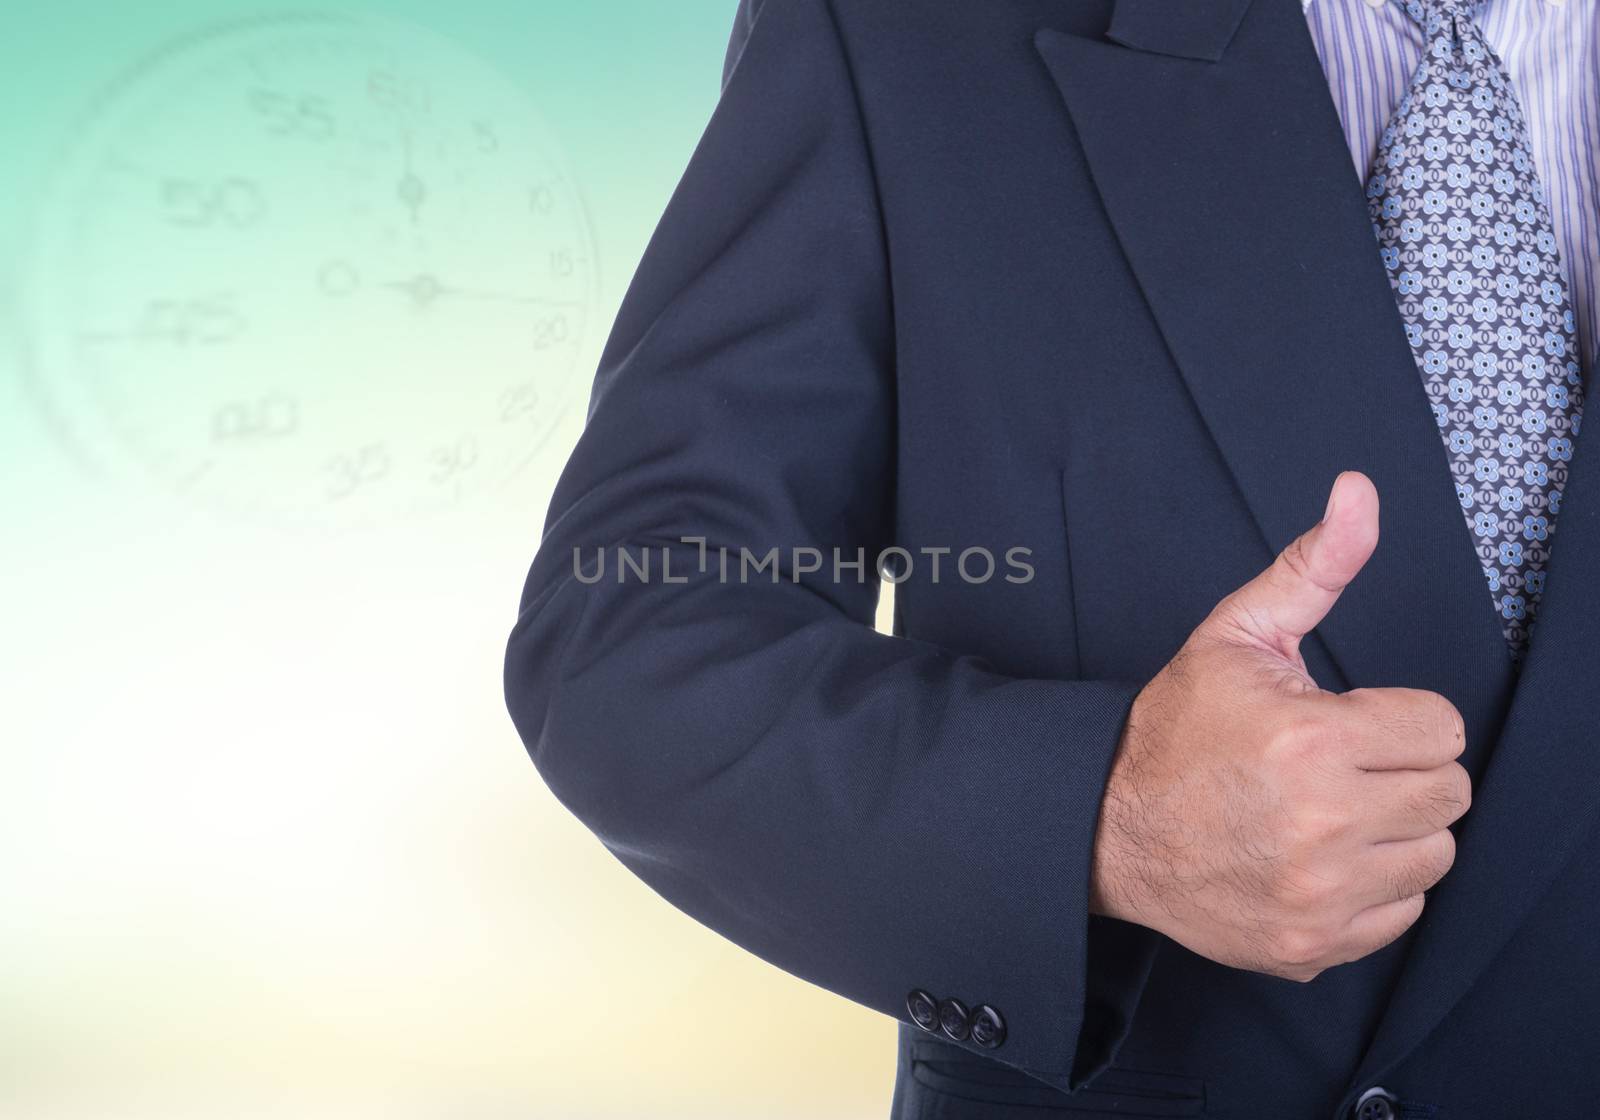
[1436,769,1471,820]
[1274,926,1329,969]
[1273,962,1323,984]
[1284,802,1351,853]
[1280,862,1340,909]
[1390,894,1428,937]
[1395,893,1428,932]
[1267,713,1334,766]
[1388,857,1437,900]
[1450,763,1474,814]
[1368,895,1428,953]
[1411,776,1467,828]
[1429,692,1467,755]
[1429,828,1459,878]
[1275,536,1320,589]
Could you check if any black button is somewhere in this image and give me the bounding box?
[1353,1087,1397,1120]
[970,1004,1006,1049]
[937,998,970,1041]
[906,989,939,1032]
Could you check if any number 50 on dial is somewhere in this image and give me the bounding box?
[25,14,600,528]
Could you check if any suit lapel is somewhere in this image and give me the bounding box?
[1033,0,1513,723]
[1031,0,1600,1084]
[1350,396,1600,1088]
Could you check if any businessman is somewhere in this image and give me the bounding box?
[505,0,1600,1115]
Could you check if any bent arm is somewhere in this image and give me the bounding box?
[503,0,1144,1088]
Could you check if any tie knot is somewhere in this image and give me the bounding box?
[1402,0,1487,38]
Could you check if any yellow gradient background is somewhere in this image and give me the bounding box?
[0,3,895,1117]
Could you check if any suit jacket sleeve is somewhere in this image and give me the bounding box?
[503,0,1148,1090]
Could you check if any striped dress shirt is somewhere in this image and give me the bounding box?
[1304,0,1600,374]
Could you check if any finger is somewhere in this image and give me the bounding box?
[1358,762,1472,841]
[1338,893,1427,964]
[1207,471,1380,655]
[1354,829,1457,909]
[1333,686,1466,771]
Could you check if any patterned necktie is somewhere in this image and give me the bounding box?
[1366,0,1586,660]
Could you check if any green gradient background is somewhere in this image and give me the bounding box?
[0,3,893,1116]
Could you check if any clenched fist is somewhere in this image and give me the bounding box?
[1090,471,1470,982]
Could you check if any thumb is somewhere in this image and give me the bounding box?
[1208,471,1380,655]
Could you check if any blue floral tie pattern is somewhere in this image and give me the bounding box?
[1367,0,1585,659]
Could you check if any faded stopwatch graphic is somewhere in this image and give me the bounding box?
[23,14,599,528]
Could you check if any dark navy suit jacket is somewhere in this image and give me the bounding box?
[504,1,1600,1115]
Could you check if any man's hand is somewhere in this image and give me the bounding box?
[1090,471,1469,982]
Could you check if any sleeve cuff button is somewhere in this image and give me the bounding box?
[906,989,939,1032]
[937,998,971,1041]
[970,1004,1006,1049]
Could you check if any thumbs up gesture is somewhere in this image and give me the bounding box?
[1090,472,1470,981]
